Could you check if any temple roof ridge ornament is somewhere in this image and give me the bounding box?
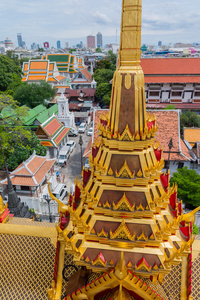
[115,160,135,179]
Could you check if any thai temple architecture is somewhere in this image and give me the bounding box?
[22,60,66,85]
[46,0,200,300]
[57,93,75,128]
[2,1,200,300]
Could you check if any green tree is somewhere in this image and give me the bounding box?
[106,50,117,66]
[0,94,46,170]
[94,69,114,85]
[180,111,200,135]
[14,81,56,108]
[96,47,102,53]
[95,83,111,101]
[170,167,200,208]
[6,133,47,170]
[165,104,176,110]
[0,54,22,92]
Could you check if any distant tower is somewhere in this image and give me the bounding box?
[158,41,162,47]
[87,35,95,48]
[65,42,69,48]
[97,32,103,48]
[57,93,75,128]
[44,42,49,49]
[57,41,61,49]
[17,33,23,48]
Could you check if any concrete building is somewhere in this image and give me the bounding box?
[97,32,103,48]
[57,40,61,49]
[87,35,95,48]
[57,93,75,128]
[17,33,23,48]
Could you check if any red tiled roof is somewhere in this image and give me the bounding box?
[34,160,55,185]
[54,128,70,146]
[144,76,200,84]
[83,109,192,162]
[2,156,55,187]
[146,103,200,109]
[80,69,93,83]
[27,156,47,174]
[65,88,96,98]
[141,58,200,75]
[44,118,62,136]
[69,103,84,110]
[110,58,200,84]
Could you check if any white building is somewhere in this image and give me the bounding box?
[57,93,75,128]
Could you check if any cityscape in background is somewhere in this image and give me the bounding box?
[2,32,200,58]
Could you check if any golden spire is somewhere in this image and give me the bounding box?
[0,194,5,213]
[108,0,146,138]
[119,0,142,66]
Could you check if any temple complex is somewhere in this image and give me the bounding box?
[1,1,200,300]
[47,0,199,300]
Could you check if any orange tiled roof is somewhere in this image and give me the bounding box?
[56,75,66,81]
[144,76,200,84]
[27,156,47,174]
[30,61,48,70]
[47,78,56,82]
[141,58,200,75]
[80,68,92,82]
[49,63,54,71]
[34,160,55,184]
[184,128,200,144]
[2,155,56,187]
[21,78,26,82]
[24,63,28,71]
[54,127,69,146]
[28,75,46,81]
[83,110,192,162]
[43,118,62,136]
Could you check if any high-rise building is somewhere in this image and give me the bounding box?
[97,32,103,48]
[87,35,95,48]
[158,41,162,47]
[17,33,23,48]
[57,41,61,49]
[44,42,49,49]
[65,42,69,48]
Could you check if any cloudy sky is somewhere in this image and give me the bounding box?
[1,0,200,48]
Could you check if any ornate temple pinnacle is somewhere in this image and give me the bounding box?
[108,0,146,138]
[119,0,142,66]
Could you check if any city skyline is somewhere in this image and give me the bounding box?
[1,0,200,48]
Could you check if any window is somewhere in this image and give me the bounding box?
[149,91,160,97]
[190,162,198,170]
[21,186,30,191]
[178,162,184,169]
[171,91,182,97]
[194,92,200,97]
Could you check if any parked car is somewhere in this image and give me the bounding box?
[84,158,90,169]
[87,128,93,136]
[57,146,71,166]
[66,140,76,153]
[78,123,87,133]
[68,128,78,137]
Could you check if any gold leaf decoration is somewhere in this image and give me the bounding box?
[110,219,135,241]
[137,169,143,178]
[137,232,148,241]
[92,253,107,267]
[127,261,133,268]
[85,256,90,263]
[119,124,134,141]
[108,167,114,176]
[103,201,111,209]
[149,233,155,240]
[109,259,115,266]
[135,257,151,272]
[113,193,135,212]
[97,228,108,238]
[136,203,145,211]
[115,160,135,179]
[153,263,159,270]
[91,228,96,235]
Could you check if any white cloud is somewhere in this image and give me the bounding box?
[1,0,200,47]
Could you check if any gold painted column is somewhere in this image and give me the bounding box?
[181,254,188,300]
[55,239,65,300]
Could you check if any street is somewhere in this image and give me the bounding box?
[59,128,91,194]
